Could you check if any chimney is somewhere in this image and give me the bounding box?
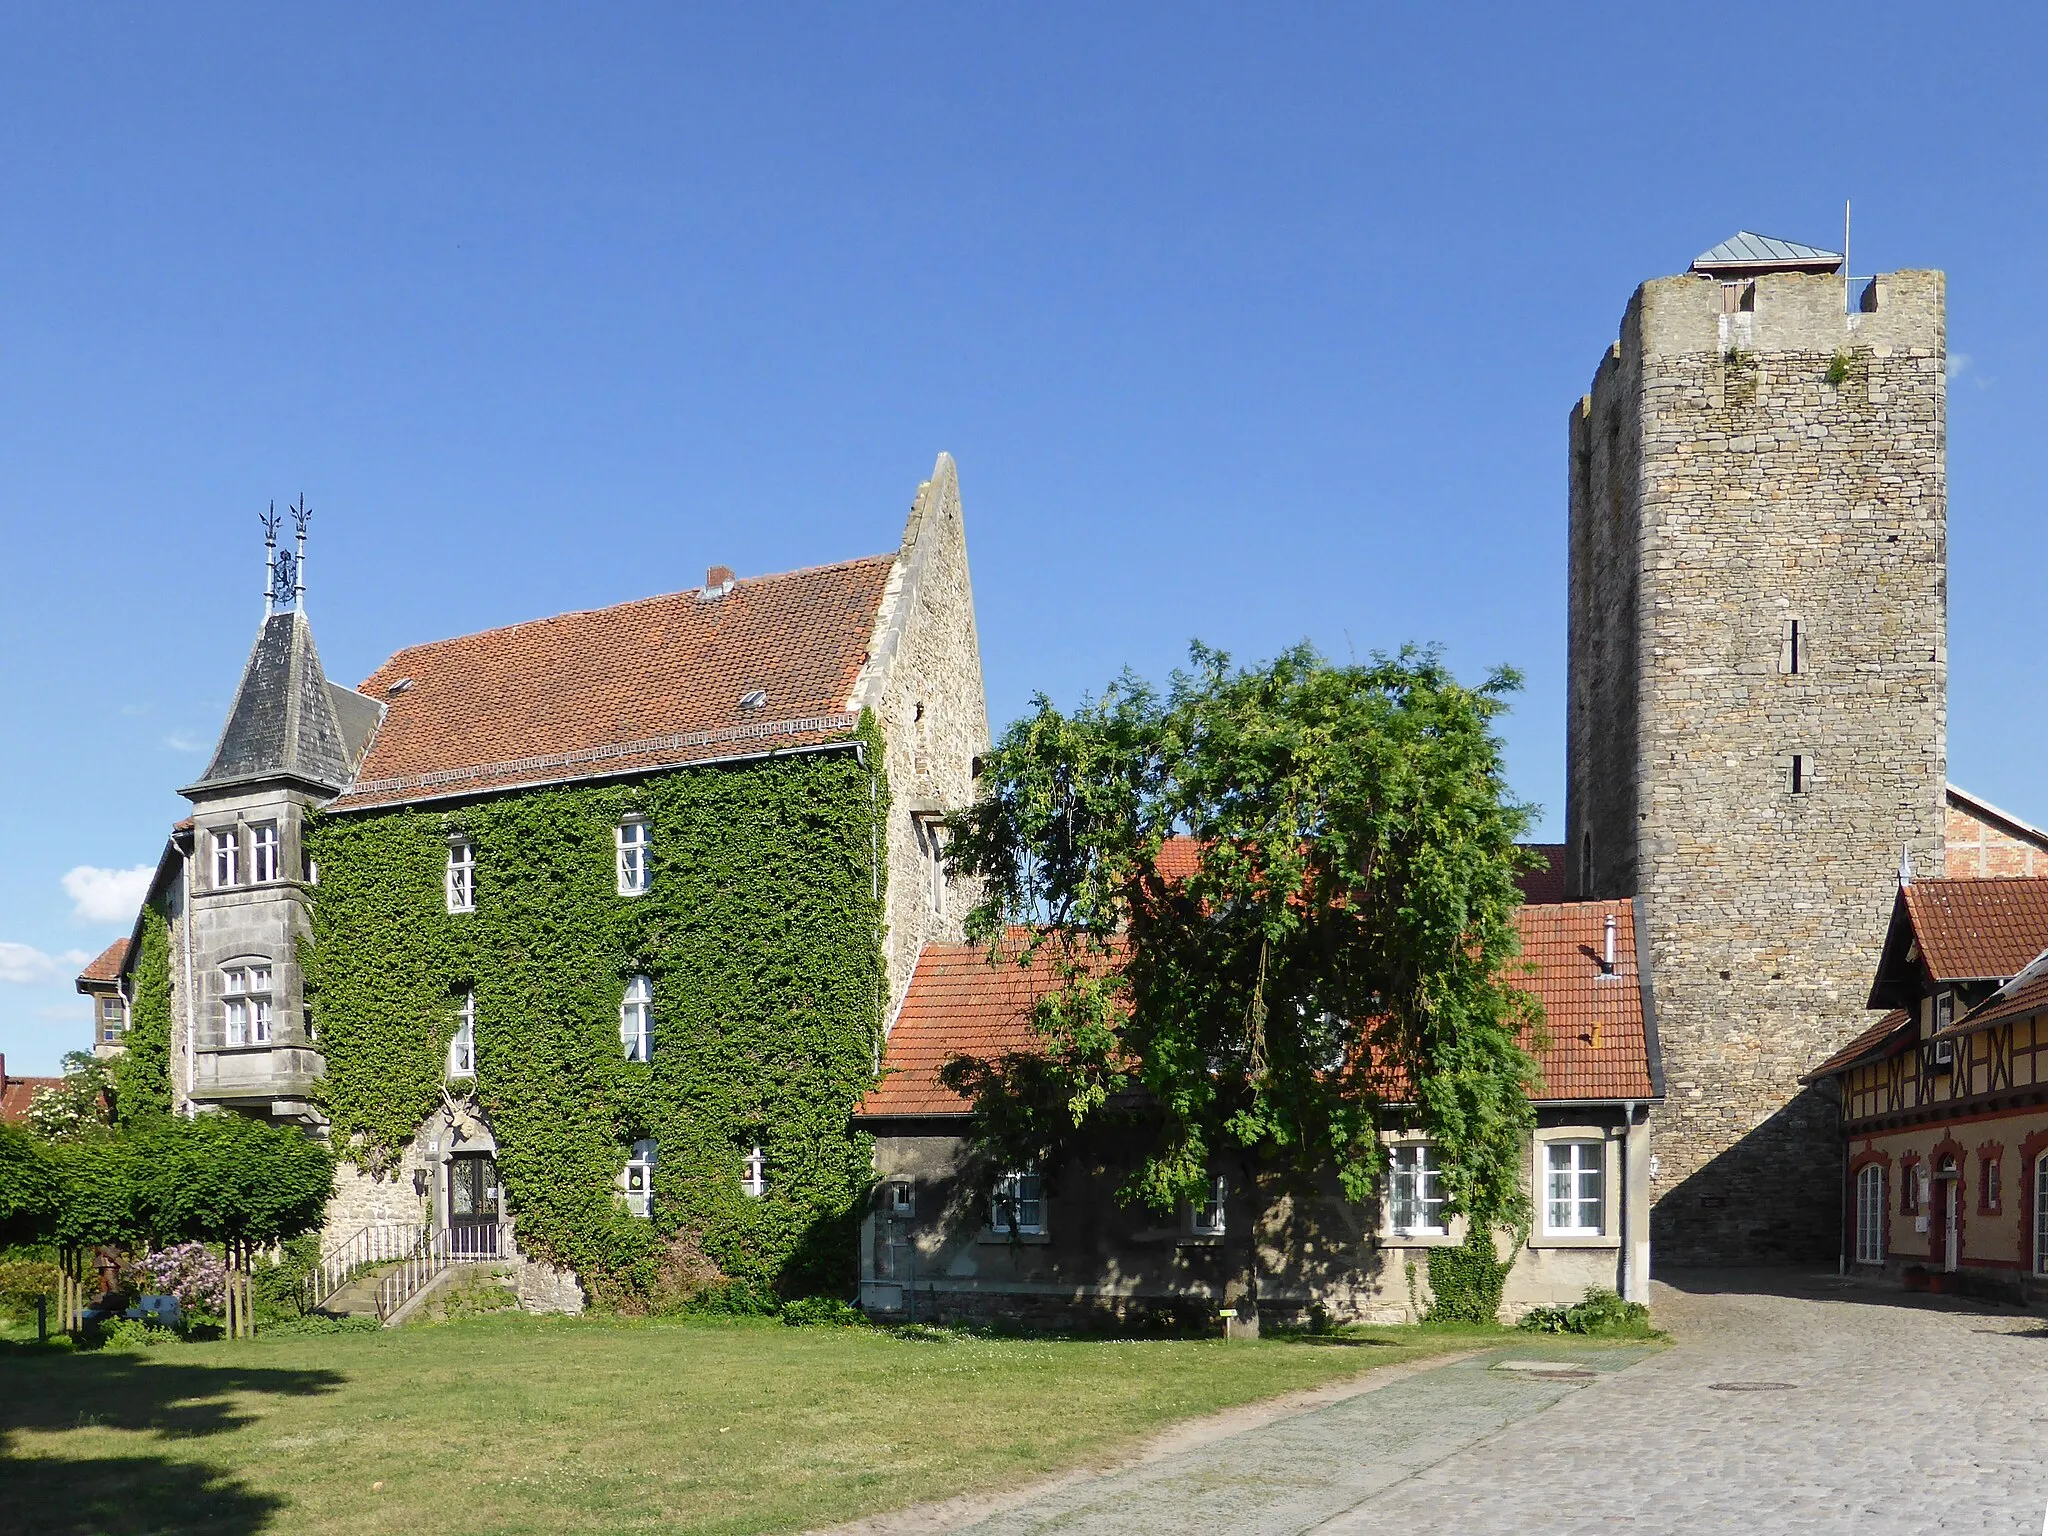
[699,565,736,602]
[1601,914,1617,975]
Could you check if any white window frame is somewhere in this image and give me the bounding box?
[446,841,475,914]
[1543,1139,1606,1237]
[447,991,476,1079]
[221,964,272,1047]
[741,1144,767,1199]
[1855,1163,1885,1265]
[990,1167,1044,1235]
[2036,1154,2048,1277]
[616,820,651,897]
[620,975,653,1062]
[1387,1143,1447,1236]
[886,1179,914,1217]
[1191,1174,1227,1237]
[99,995,127,1044]
[213,828,240,888]
[624,1139,656,1219]
[250,822,281,884]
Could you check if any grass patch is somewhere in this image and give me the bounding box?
[0,1312,1544,1535]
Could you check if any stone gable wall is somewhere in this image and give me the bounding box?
[1569,269,1947,1263]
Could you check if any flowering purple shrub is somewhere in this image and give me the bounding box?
[133,1242,227,1316]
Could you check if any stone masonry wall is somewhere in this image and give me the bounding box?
[1568,269,1947,1264]
[853,453,993,1016]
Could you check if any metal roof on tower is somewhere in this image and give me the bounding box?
[1691,231,1843,278]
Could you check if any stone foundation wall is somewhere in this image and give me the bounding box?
[1570,268,1948,1264]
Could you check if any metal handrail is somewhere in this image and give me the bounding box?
[373,1222,508,1323]
[306,1223,428,1312]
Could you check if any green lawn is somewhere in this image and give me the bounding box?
[0,1313,1535,1536]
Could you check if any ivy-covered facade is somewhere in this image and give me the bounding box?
[105,454,990,1312]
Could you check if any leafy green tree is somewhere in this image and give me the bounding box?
[943,644,1542,1332]
[131,1114,335,1338]
[0,1121,60,1248]
[25,1053,116,1142]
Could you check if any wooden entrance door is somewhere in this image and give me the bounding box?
[1932,1162,1959,1273]
[448,1153,500,1258]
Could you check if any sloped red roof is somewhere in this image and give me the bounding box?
[1803,1009,1915,1081]
[1945,967,2048,1040]
[331,556,896,810]
[1901,878,2048,980]
[76,937,130,987]
[862,898,1654,1117]
[0,1072,62,1123]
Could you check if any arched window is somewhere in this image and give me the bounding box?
[620,976,653,1062]
[1855,1163,1884,1265]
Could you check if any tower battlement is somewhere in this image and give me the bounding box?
[1567,258,1947,1263]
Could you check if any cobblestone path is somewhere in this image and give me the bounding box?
[944,1272,2048,1535]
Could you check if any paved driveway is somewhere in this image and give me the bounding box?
[937,1271,2048,1535]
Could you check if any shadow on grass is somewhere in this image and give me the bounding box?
[0,1341,344,1535]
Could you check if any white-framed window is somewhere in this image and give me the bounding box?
[98,996,127,1044]
[620,975,653,1062]
[1544,1140,1605,1236]
[616,819,651,896]
[446,841,475,914]
[741,1144,767,1199]
[447,991,476,1079]
[250,822,281,884]
[624,1139,656,1219]
[1855,1163,1885,1265]
[2036,1154,2048,1277]
[990,1167,1044,1234]
[886,1179,914,1217]
[221,964,272,1046]
[1192,1175,1227,1237]
[1388,1143,1447,1235]
[213,828,240,888]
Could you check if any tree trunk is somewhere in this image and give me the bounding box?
[1223,1157,1261,1340]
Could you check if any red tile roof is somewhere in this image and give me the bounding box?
[1900,878,2048,981]
[331,556,897,810]
[1517,844,1568,905]
[0,1057,62,1124]
[76,937,130,987]
[1950,971,2048,1039]
[862,898,1655,1117]
[1803,1009,1916,1081]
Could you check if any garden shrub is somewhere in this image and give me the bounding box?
[0,1258,60,1324]
[254,1313,383,1337]
[133,1243,228,1323]
[779,1295,863,1327]
[1516,1286,1651,1336]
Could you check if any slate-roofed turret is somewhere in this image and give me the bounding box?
[183,609,359,796]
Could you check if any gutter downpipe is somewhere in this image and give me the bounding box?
[1620,1100,1635,1301]
[180,851,197,1117]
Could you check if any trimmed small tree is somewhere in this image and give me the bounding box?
[943,643,1542,1334]
[0,1121,60,1248]
[132,1115,335,1337]
[48,1131,141,1330]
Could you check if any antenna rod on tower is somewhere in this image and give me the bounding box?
[261,501,281,617]
[290,495,311,608]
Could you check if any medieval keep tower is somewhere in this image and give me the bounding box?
[1566,235,1947,1263]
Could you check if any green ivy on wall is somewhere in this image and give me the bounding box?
[112,904,174,1122]
[302,719,889,1306]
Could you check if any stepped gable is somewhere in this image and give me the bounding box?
[185,610,357,795]
[331,554,898,811]
[860,898,1656,1118]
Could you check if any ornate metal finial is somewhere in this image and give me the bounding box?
[262,496,310,613]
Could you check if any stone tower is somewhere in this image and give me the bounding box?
[176,512,380,1124]
[1566,236,1947,1263]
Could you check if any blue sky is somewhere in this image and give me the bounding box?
[2,6,2042,1073]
